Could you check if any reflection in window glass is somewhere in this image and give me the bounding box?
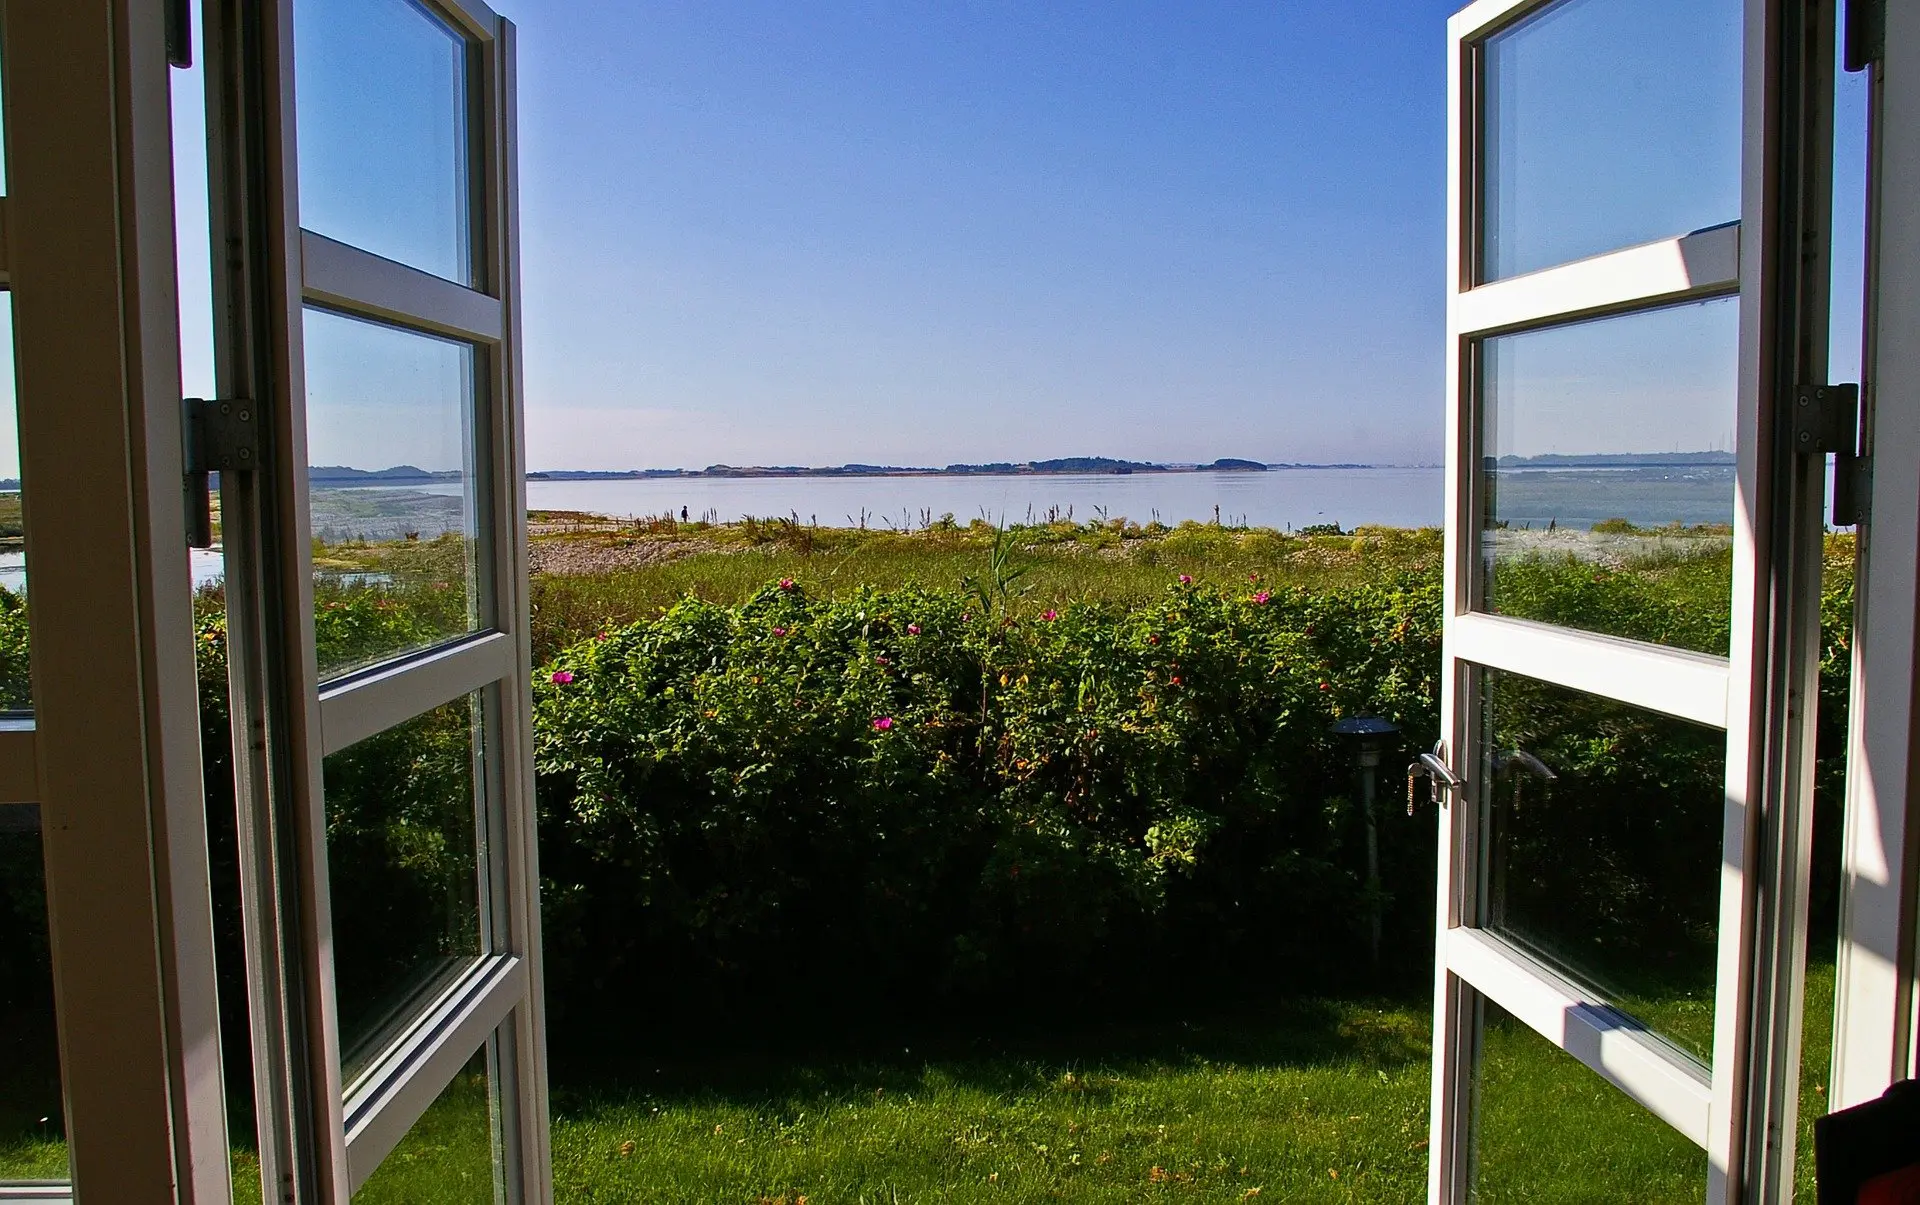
[1478,668,1723,1063]
[1470,997,1703,1202]
[1479,299,1739,656]
[294,0,473,283]
[325,695,484,1083]
[1480,0,1742,280]
[303,308,483,681]
[354,1045,498,1202]
[0,820,66,1181]
[0,296,27,709]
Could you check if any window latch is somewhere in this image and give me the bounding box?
[182,397,259,549]
[1406,744,1464,816]
[1793,383,1864,526]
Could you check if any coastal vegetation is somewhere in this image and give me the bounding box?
[521,512,1444,662]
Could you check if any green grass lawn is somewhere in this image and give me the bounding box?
[535,967,1836,1204]
[550,996,1435,1204]
[0,904,1847,1203]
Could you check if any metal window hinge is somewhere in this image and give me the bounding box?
[182,397,259,549]
[1845,0,1883,73]
[1793,383,1864,527]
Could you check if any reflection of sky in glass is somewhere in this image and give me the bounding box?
[294,0,471,283]
[1485,298,1739,459]
[303,308,474,472]
[1483,0,1742,280]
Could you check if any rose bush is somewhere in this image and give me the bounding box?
[531,574,1445,1026]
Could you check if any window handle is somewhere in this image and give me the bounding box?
[181,398,259,549]
[1407,744,1464,815]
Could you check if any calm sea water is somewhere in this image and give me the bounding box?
[517,467,1447,531]
[0,465,1736,594]
[0,548,228,592]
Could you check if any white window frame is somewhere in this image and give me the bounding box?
[1832,0,1920,1110]
[202,0,549,1197]
[1428,0,1835,1201]
[1,2,233,1202]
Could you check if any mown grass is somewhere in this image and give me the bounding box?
[549,995,1434,1204]
[13,970,1830,1200]
[536,965,1837,1204]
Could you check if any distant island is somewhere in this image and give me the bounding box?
[1492,451,1735,469]
[310,465,463,484]
[300,458,1392,487]
[522,457,1385,482]
[179,453,1735,492]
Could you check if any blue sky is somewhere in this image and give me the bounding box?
[502,1,1461,470]
[160,0,1868,474]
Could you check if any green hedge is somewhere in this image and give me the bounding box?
[531,574,1445,1027]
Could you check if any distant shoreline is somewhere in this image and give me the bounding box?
[293,451,1731,489]
[527,460,1390,482]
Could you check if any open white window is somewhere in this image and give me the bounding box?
[1833,0,1920,1113]
[203,0,549,1197]
[1428,0,1837,1200]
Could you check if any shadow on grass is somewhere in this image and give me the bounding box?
[549,992,1433,1117]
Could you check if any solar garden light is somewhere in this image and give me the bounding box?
[1330,716,1402,971]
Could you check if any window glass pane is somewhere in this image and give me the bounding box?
[1480,0,1742,280]
[324,694,484,1083]
[1478,668,1723,1064]
[0,296,27,710]
[1479,299,1738,656]
[354,1045,498,1202]
[294,0,474,283]
[0,819,66,1181]
[1470,997,1704,1202]
[304,308,484,682]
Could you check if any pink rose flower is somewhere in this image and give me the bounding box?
[907,623,921,635]
[872,716,893,731]
[1178,574,1192,585]
[550,670,575,685]
[1252,591,1270,604]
